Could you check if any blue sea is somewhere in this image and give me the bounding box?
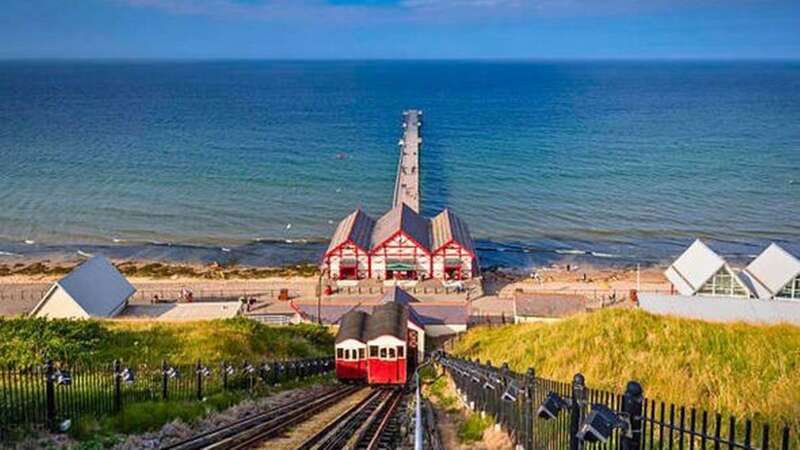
[0,61,798,269]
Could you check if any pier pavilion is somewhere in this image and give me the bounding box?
[322,110,478,283]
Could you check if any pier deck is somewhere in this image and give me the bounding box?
[392,110,422,213]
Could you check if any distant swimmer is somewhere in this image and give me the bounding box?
[336,152,348,160]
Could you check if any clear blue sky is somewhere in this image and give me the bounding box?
[1,0,798,59]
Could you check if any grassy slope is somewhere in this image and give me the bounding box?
[452,308,800,426]
[0,317,333,367]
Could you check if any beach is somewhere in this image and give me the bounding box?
[0,256,669,317]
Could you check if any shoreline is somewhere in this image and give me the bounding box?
[0,236,779,276]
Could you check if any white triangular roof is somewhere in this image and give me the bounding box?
[31,256,136,318]
[742,243,800,299]
[665,240,728,296]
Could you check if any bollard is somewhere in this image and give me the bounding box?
[113,360,122,413]
[45,360,56,431]
[622,381,644,450]
[570,373,586,450]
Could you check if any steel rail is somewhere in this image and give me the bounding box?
[295,388,388,450]
[163,385,360,450]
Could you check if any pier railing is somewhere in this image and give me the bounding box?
[436,353,795,450]
[0,356,333,438]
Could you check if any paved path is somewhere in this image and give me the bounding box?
[393,110,422,212]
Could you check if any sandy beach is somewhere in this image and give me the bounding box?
[0,257,670,317]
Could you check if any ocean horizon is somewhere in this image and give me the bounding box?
[1,60,798,269]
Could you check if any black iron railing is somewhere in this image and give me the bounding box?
[436,353,794,450]
[0,356,333,437]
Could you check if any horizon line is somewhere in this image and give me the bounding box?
[1,56,799,63]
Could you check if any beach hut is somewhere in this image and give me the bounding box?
[30,256,136,319]
[664,239,751,297]
[323,209,375,281]
[741,243,800,300]
[369,204,432,281]
[430,209,478,280]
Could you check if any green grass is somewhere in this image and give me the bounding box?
[0,317,334,367]
[67,373,335,448]
[457,412,493,443]
[452,308,800,428]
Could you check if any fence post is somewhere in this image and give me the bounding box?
[570,373,586,450]
[622,381,644,450]
[161,360,168,400]
[523,367,535,450]
[113,360,122,413]
[44,360,56,431]
[221,360,228,390]
[195,360,203,401]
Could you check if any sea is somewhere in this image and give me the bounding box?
[0,60,798,270]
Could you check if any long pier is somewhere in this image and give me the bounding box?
[392,110,422,213]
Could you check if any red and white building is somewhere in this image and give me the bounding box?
[430,209,478,280]
[322,204,478,282]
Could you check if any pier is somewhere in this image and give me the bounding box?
[392,110,422,213]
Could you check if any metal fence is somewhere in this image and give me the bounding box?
[0,356,333,438]
[437,353,794,450]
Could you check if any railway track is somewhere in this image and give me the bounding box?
[162,384,362,450]
[297,388,404,450]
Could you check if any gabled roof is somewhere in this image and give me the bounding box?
[412,304,468,325]
[336,310,369,344]
[371,204,431,251]
[742,243,800,299]
[380,286,419,305]
[365,302,409,341]
[31,256,135,318]
[430,209,475,256]
[665,240,728,296]
[326,209,376,255]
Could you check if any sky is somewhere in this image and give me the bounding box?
[0,0,798,59]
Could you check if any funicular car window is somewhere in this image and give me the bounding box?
[380,347,387,358]
[370,346,378,357]
[358,348,365,359]
[337,348,343,359]
[388,348,396,359]
[344,349,350,359]
[397,346,404,358]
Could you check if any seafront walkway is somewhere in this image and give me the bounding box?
[393,110,422,212]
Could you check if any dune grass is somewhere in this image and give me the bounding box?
[452,308,800,428]
[0,317,333,367]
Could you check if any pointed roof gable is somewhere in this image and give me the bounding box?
[31,255,135,318]
[430,209,475,256]
[742,243,800,299]
[665,239,729,296]
[371,203,430,251]
[379,286,420,305]
[326,209,376,255]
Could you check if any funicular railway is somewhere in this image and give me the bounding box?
[166,292,422,449]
